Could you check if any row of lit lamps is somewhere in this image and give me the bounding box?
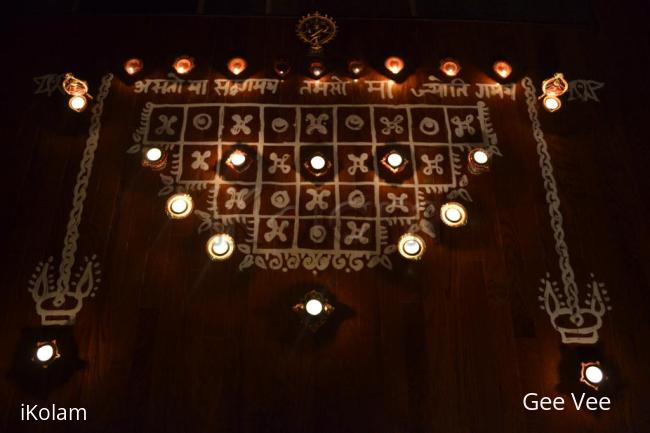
[123,55,514,81]
[146,54,566,112]
[30,322,607,390]
[166,191,469,258]
[145,146,492,262]
[162,194,467,263]
[144,144,492,177]
[63,58,566,114]
[166,201,462,262]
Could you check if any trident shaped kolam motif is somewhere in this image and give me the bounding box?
[523,77,611,344]
[27,74,113,325]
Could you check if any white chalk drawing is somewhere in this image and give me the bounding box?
[155,114,178,135]
[192,113,213,131]
[214,78,279,96]
[344,221,371,245]
[124,73,536,101]
[475,83,517,100]
[379,115,404,135]
[522,77,610,344]
[347,153,369,175]
[134,76,280,96]
[309,225,327,243]
[268,152,292,174]
[421,154,444,175]
[271,117,289,133]
[419,117,439,136]
[300,76,348,97]
[568,80,604,102]
[305,113,329,135]
[347,190,366,209]
[366,80,394,99]
[270,190,291,209]
[133,73,183,95]
[344,114,364,130]
[451,114,476,137]
[130,102,501,273]
[230,114,253,135]
[411,76,471,99]
[305,189,331,211]
[264,218,290,242]
[187,80,209,96]
[33,73,65,96]
[191,150,211,171]
[411,77,516,100]
[225,187,249,210]
[28,74,113,325]
[386,193,409,214]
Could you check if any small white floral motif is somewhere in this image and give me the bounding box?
[386,192,408,213]
[155,114,178,135]
[225,187,249,210]
[347,153,369,175]
[264,218,289,242]
[231,114,253,135]
[268,152,292,174]
[380,115,404,135]
[344,221,370,245]
[305,189,331,211]
[305,113,329,135]
[421,154,444,175]
[191,150,211,171]
[450,114,476,137]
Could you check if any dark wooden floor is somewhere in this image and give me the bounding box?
[1,3,649,432]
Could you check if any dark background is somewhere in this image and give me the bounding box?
[6,0,595,23]
[0,1,649,433]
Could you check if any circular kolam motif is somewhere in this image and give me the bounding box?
[344,114,364,131]
[419,117,439,136]
[192,113,213,131]
[309,225,327,243]
[270,190,291,209]
[347,189,366,209]
[271,117,289,133]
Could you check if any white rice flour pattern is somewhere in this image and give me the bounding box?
[27,74,113,325]
[130,102,499,273]
[522,77,611,344]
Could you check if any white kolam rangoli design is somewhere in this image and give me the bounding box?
[27,73,113,325]
[523,77,610,344]
[129,102,500,273]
